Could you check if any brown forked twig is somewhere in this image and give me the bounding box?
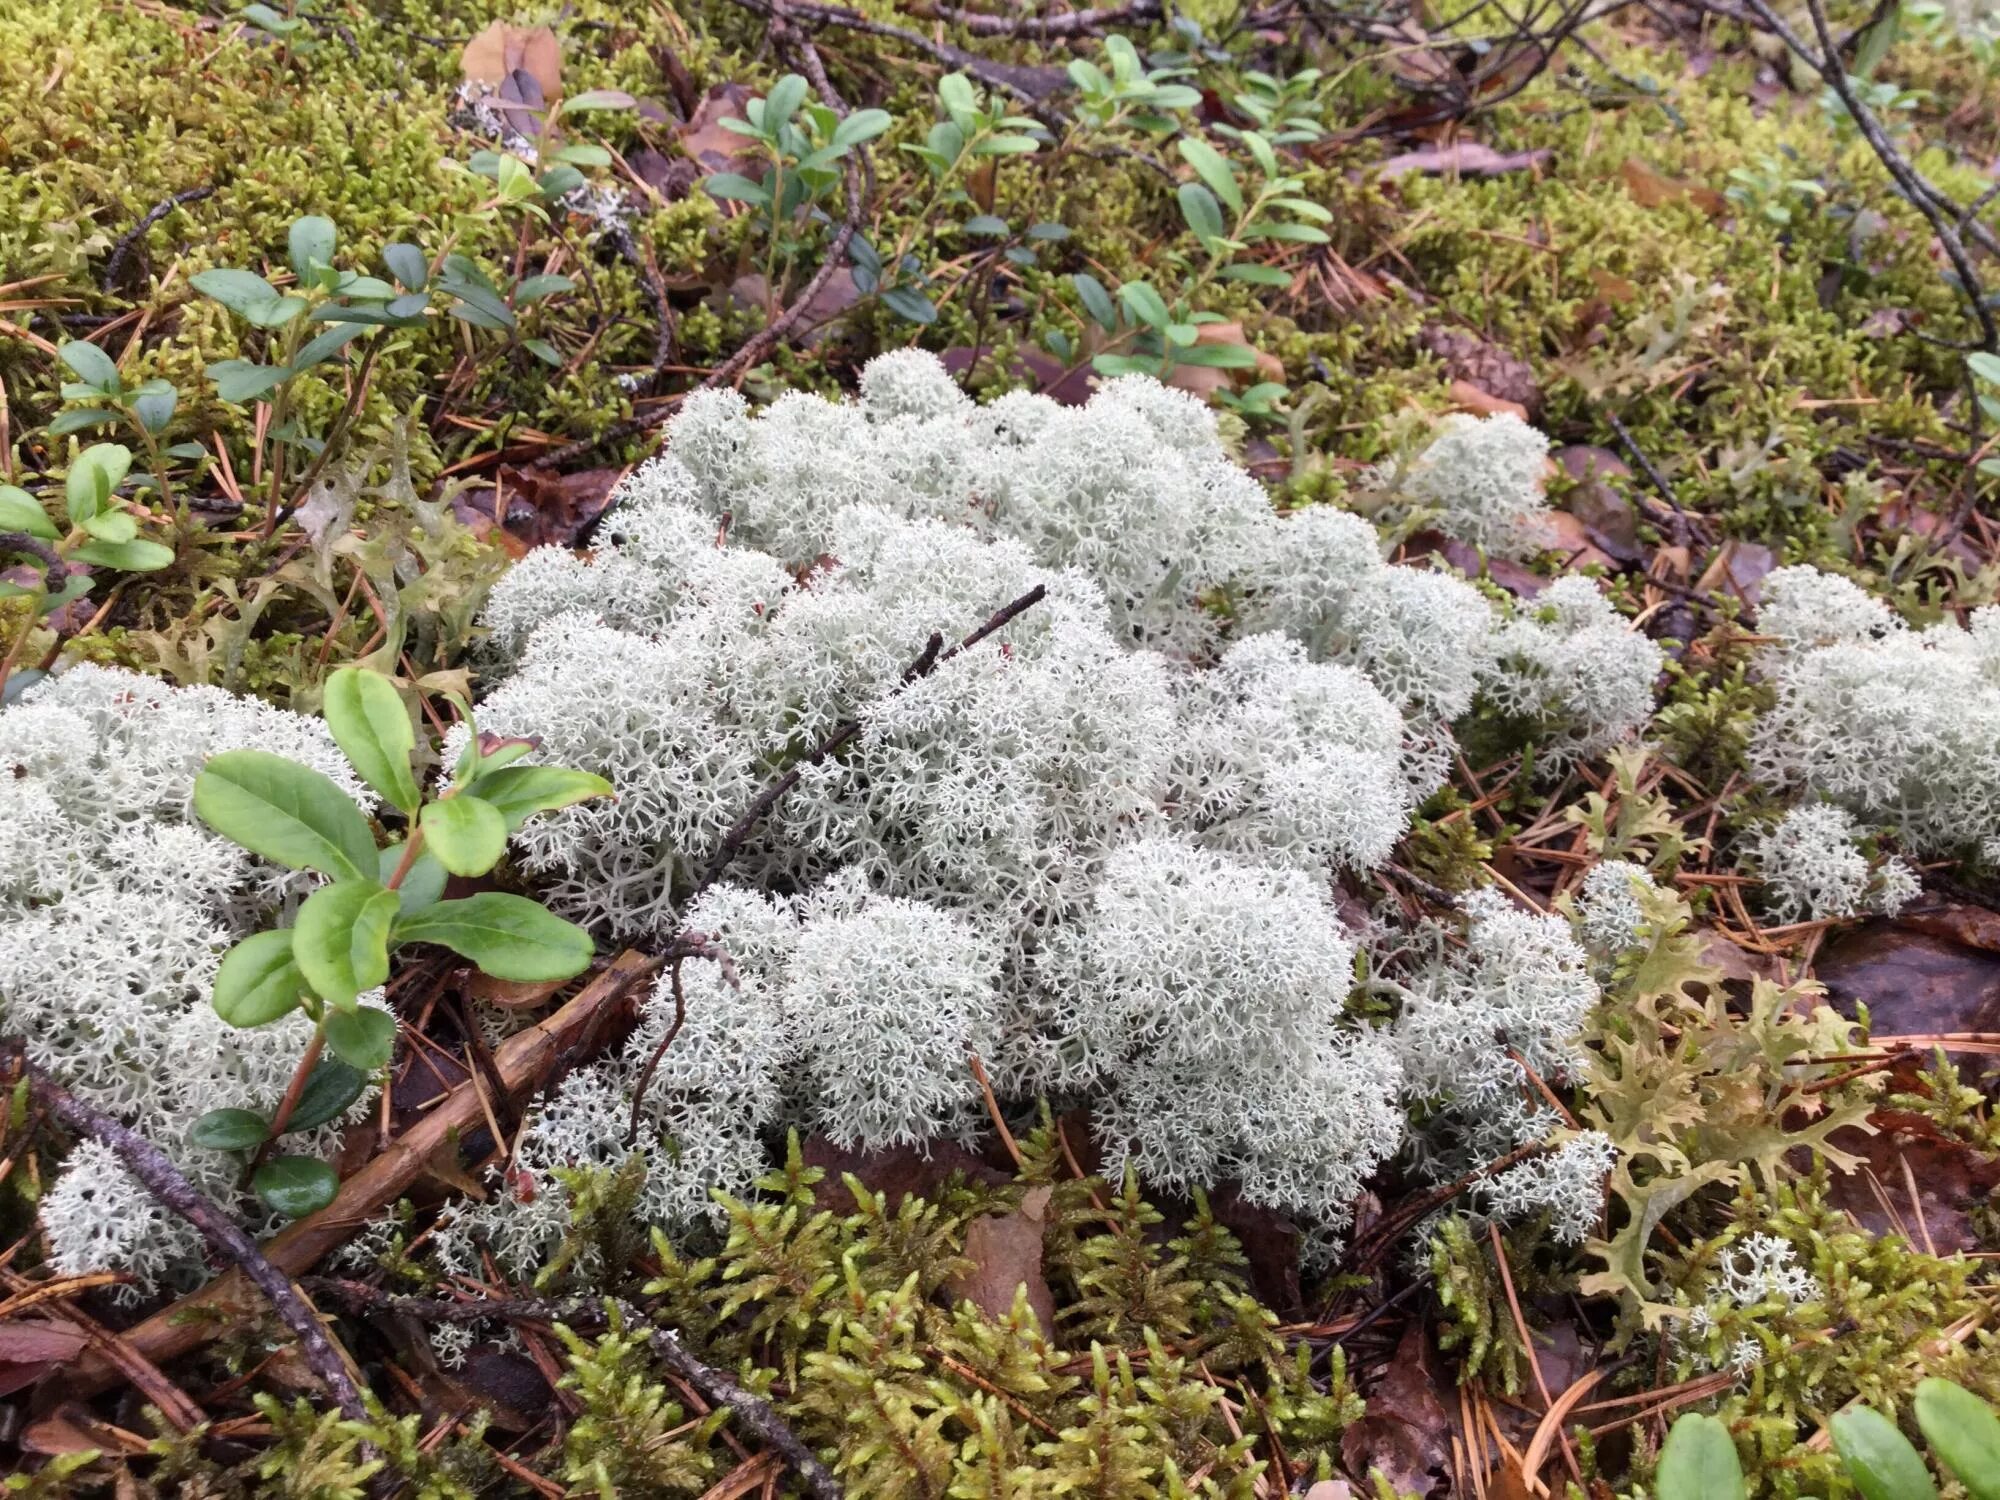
[693,582,1047,894]
[2,1040,370,1422]
[303,1279,843,1500]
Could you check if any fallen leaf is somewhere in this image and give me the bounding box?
[1619,157,1727,217]
[1379,142,1550,180]
[1553,444,1642,564]
[679,85,762,176]
[729,269,862,342]
[1825,1114,2000,1255]
[467,973,569,1008]
[1341,1323,1452,1497]
[1693,538,1776,605]
[1899,904,2000,954]
[945,1186,1057,1338]
[0,1321,88,1397]
[1817,925,2000,1041]
[458,465,625,550]
[1207,1183,1304,1318]
[1165,322,1286,400]
[461,21,562,110]
[1542,510,1619,572]
[1448,379,1530,421]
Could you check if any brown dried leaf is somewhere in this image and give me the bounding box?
[1817,925,2000,1040]
[1619,158,1727,218]
[801,1136,1009,1215]
[461,21,562,104]
[1900,904,2000,954]
[1448,379,1530,421]
[679,84,761,176]
[1341,1324,1452,1497]
[944,1186,1057,1339]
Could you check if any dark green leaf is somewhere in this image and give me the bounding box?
[1219,263,1293,287]
[561,88,637,113]
[131,383,178,434]
[252,1157,339,1219]
[1118,281,1172,331]
[1177,137,1243,215]
[1915,1379,2000,1500]
[382,242,428,291]
[288,216,337,279]
[514,274,573,304]
[57,340,120,392]
[524,338,562,366]
[1831,1407,1936,1500]
[194,749,378,879]
[394,893,596,982]
[293,879,399,1009]
[286,1058,367,1132]
[211,928,308,1027]
[547,143,612,168]
[241,296,309,329]
[47,409,121,436]
[190,268,282,316]
[323,1006,397,1072]
[322,666,420,815]
[882,286,937,324]
[831,108,892,148]
[963,214,1010,237]
[379,841,448,915]
[191,1108,269,1151]
[472,766,614,831]
[763,73,810,131]
[80,509,137,544]
[1657,1413,1745,1500]
[69,537,176,573]
[207,360,289,404]
[291,322,372,373]
[419,795,509,877]
[1177,182,1225,241]
[705,172,771,205]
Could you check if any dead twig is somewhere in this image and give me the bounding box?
[3,1041,368,1422]
[67,950,661,1397]
[103,184,217,291]
[625,930,739,1145]
[303,1280,842,1499]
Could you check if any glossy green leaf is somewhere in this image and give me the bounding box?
[524,338,562,366]
[288,216,337,278]
[323,666,420,814]
[831,108,892,148]
[64,443,131,523]
[1118,281,1172,331]
[382,242,429,291]
[472,766,614,831]
[1657,1413,1744,1500]
[1177,182,1225,241]
[1177,136,1243,216]
[57,340,120,392]
[290,322,372,373]
[241,296,308,330]
[763,73,810,131]
[292,879,399,1009]
[79,509,135,544]
[378,840,448,915]
[1071,272,1118,330]
[705,172,770,205]
[561,88,637,113]
[0,486,56,540]
[1915,1379,2000,1500]
[130,382,178,434]
[194,749,378,879]
[190,1108,269,1151]
[190,268,282,315]
[394,893,596,982]
[207,359,289,404]
[323,1006,397,1072]
[211,929,308,1026]
[252,1157,339,1219]
[513,274,573,304]
[1831,1407,1937,1500]
[69,537,175,572]
[285,1058,367,1132]
[419,795,509,877]
[46,408,121,436]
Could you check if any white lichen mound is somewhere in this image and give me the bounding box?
[1481,576,1665,767]
[0,667,383,1296]
[1385,410,1553,558]
[1744,802,1918,924]
[1395,892,1603,1225]
[454,356,1657,1265]
[1751,564,2000,855]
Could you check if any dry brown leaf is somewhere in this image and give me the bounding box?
[679,84,762,176]
[461,21,563,104]
[1619,158,1727,218]
[943,1186,1058,1338]
[1164,322,1285,400]
[1448,379,1530,421]
[1341,1324,1453,1497]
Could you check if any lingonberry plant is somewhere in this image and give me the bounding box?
[188,664,609,1218]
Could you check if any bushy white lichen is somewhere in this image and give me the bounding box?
[0,667,383,1296]
[1575,858,1659,957]
[1481,576,1665,767]
[1752,565,2000,855]
[1382,411,1553,559]
[1744,802,1918,924]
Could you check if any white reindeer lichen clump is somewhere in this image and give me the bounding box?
[1744,802,1918,924]
[445,354,1640,1267]
[0,667,383,1296]
[1751,564,2000,856]
[1388,410,1554,559]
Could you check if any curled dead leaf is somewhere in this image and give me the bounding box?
[944,1185,1058,1339]
[1619,158,1727,218]
[461,21,563,104]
